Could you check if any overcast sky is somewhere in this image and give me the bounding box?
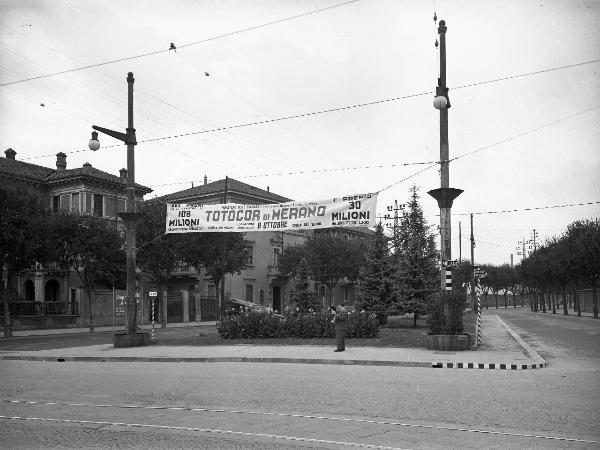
[1,0,599,266]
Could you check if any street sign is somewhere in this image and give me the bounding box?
[442,259,458,268]
[149,291,158,297]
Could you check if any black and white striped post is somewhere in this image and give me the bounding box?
[445,268,452,291]
[149,291,157,342]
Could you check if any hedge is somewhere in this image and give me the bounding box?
[217,309,379,339]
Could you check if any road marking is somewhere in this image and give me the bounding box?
[0,415,408,450]
[4,399,598,444]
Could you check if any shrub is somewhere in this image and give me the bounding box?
[217,309,379,339]
[427,291,467,335]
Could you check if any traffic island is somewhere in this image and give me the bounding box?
[113,332,150,348]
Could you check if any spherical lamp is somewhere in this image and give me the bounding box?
[88,131,100,151]
[433,95,447,110]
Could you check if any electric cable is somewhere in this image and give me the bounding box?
[0,0,360,87]
[453,201,600,216]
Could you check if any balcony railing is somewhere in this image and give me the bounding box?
[0,301,79,317]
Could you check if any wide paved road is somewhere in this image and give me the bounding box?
[1,311,598,449]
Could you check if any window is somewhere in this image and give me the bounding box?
[84,193,92,214]
[117,198,126,215]
[245,284,254,303]
[93,194,103,217]
[273,247,281,265]
[344,285,349,303]
[259,289,265,305]
[52,196,59,211]
[59,194,70,210]
[105,196,117,218]
[320,285,326,298]
[246,246,254,265]
[71,193,79,212]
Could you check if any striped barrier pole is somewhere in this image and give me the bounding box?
[151,299,155,342]
[476,280,482,345]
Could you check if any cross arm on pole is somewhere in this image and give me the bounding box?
[92,125,136,146]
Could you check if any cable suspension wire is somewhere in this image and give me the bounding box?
[450,104,600,163]
[453,201,600,216]
[149,160,437,188]
[0,0,360,87]
[19,71,600,162]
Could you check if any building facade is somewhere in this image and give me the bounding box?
[1,148,152,330]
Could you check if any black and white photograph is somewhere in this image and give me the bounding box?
[1,0,599,448]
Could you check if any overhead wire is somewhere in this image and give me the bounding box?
[453,201,600,217]
[0,0,360,87]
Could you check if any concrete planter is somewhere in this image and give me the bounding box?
[424,333,472,351]
[113,332,150,348]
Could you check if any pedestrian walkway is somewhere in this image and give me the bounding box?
[0,312,547,370]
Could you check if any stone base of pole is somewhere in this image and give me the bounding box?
[113,331,150,348]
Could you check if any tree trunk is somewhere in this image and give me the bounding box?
[484,293,489,309]
[220,277,226,317]
[86,286,94,332]
[593,277,598,319]
[495,293,498,309]
[562,285,568,315]
[1,259,13,338]
[413,311,418,328]
[541,290,546,313]
[575,281,581,317]
[504,292,507,309]
[160,284,167,329]
[552,287,556,314]
[513,290,516,308]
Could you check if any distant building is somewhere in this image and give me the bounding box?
[150,177,372,321]
[0,148,151,330]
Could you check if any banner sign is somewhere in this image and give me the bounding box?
[166,193,378,233]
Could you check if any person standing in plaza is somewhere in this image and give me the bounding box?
[332,303,348,352]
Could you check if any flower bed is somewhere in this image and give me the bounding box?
[217,309,379,339]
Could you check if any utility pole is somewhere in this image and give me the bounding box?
[428,18,463,290]
[531,228,539,252]
[459,221,462,262]
[470,213,476,311]
[384,200,404,249]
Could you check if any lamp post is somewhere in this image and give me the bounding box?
[88,72,146,344]
[427,19,463,291]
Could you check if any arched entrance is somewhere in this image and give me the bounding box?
[24,280,35,302]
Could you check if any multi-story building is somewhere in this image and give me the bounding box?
[1,148,151,330]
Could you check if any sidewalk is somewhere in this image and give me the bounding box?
[0,313,547,370]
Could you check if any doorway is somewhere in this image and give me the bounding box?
[272,286,281,313]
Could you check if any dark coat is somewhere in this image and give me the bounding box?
[333,305,348,332]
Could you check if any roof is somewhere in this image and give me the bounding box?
[152,177,291,204]
[0,157,55,183]
[1,155,152,194]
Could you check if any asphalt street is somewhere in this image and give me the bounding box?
[1,309,598,449]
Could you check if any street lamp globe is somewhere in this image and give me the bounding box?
[88,131,100,151]
[433,95,448,110]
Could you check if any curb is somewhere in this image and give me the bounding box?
[0,355,432,367]
[0,353,545,369]
[495,315,547,368]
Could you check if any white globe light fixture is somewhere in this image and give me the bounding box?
[433,95,448,110]
[88,131,100,151]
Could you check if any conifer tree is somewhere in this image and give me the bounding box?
[392,186,439,326]
[356,222,394,316]
[291,257,317,312]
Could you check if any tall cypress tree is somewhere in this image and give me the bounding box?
[392,186,439,326]
[356,222,394,316]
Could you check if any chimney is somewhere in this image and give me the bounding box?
[4,148,16,160]
[83,162,92,168]
[56,152,67,171]
[119,168,127,180]
[267,186,270,192]
[203,175,207,185]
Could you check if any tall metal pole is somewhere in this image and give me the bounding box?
[428,19,462,290]
[125,72,138,336]
[470,214,476,310]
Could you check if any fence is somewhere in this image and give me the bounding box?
[1,301,79,317]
